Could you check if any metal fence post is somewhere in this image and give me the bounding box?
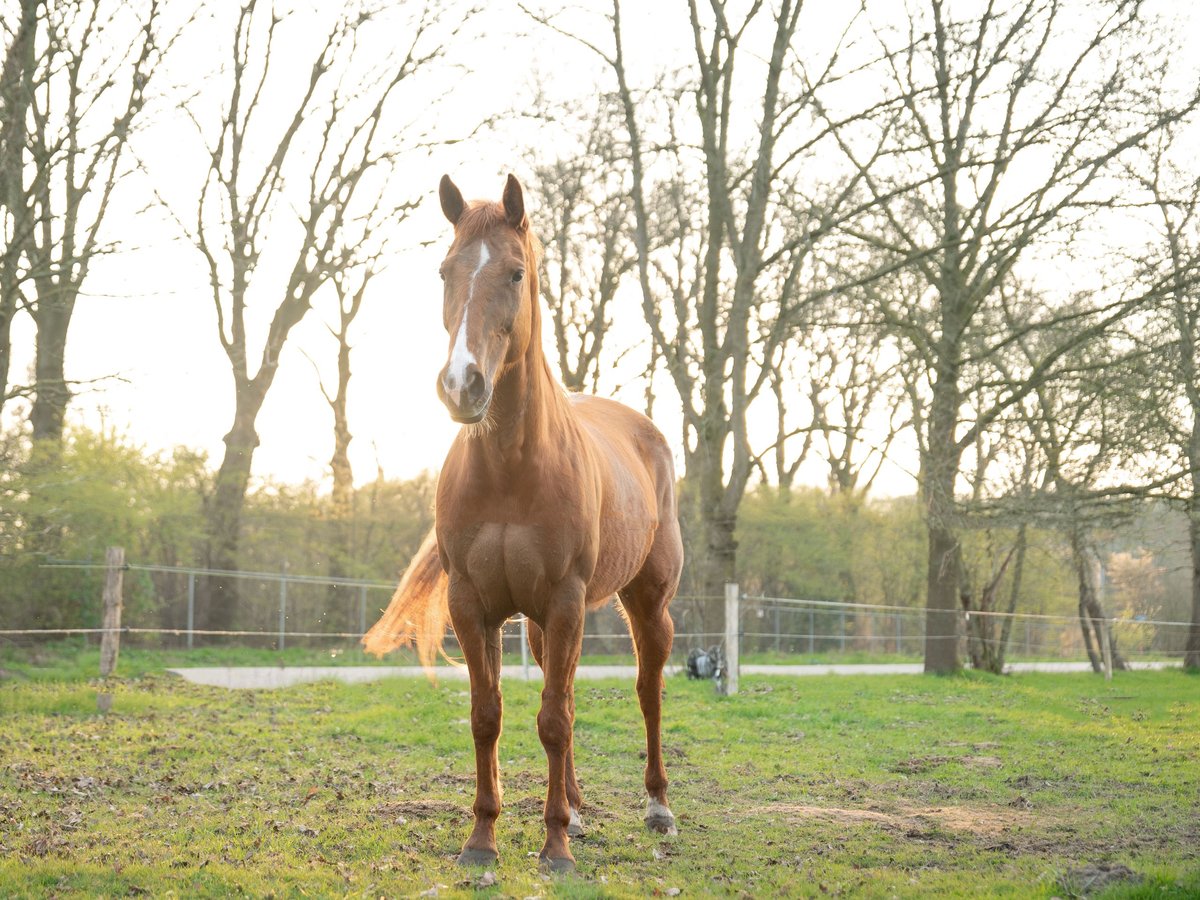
[520,615,530,681]
[1101,619,1113,681]
[186,572,195,650]
[840,609,847,653]
[722,583,739,695]
[278,569,287,652]
[895,613,902,655]
[808,607,815,655]
[774,605,781,654]
[358,584,367,636]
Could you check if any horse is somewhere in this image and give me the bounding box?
[362,174,683,873]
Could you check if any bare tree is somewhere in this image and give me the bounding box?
[0,0,167,443]
[171,0,456,633]
[1128,130,1200,670]
[0,0,38,418]
[526,95,637,394]
[831,0,1198,672]
[309,242,398,584]
[527,0,868,633]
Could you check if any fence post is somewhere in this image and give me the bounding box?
[1101,619,1113,681]
[358,584,367,636]
[520,615,530,681]
[774,606,781,655]
[186,572,195,650]
[808,607,815,655]
[98,546,125,713]
[278,568,288,652]
[840,609,847,653]
[895,613,902,655]
[722,583,739,696]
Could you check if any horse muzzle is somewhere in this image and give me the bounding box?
[438,363,491,424]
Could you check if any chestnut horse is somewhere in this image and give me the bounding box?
[363,174,683,872]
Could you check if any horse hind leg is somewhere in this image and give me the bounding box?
[527,619,584,838]
[622,582,678,836]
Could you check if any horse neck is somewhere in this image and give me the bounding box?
[479,246,570,461]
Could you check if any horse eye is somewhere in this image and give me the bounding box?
[511,270,524,284]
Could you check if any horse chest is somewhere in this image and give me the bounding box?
[442,519,591,616]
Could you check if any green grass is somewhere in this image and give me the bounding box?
[1,654,1197,898]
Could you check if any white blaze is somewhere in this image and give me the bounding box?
[445,241,490,405]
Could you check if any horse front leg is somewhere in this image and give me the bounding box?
[526,619,584,837]
[448,592,504,866]
[535,586,585,872]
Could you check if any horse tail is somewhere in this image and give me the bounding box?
[361,528,451,671]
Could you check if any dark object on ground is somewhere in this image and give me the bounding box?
[686,645,726,689]
[1057,864,1143,897]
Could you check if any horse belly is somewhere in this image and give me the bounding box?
[585,509,656,606]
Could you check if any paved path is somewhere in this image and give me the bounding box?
[167,660,1178,690]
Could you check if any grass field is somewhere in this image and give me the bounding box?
[0,654,1197,898]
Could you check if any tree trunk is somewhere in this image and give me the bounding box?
[682,409,739,643]
[30,289,74,444]
[327,336,354,592]
[0,306,13,418]
[701,511,737,641]
[1185,507,1200,670]
[198,397,262,636]
[922,377,964,673]
[1070,530,1128,674]
[996,524,1028,663]
[0,0,38,422]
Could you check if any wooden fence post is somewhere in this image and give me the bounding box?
[722,583,740,696]
[98,546,125,712]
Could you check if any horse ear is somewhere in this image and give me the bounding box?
[439,174,464,226]
[502,174,527,231]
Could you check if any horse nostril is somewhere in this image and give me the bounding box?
[465,367,485,404]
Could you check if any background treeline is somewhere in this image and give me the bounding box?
[0,424,433,639]
[1,422,1192,662]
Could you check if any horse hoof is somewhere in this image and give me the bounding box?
[456,848,498,867]
[568,807,585,838]
[539,854,576,874]
[645,799,678,836]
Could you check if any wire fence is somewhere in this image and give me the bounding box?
[2,558,1195,667]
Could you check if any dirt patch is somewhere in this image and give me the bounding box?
[962,755,1003,768]
[746,802,1033,837]
[1058,864,1143,897]
[891,755,952,774]
[373,800,468,822]
[891,754,1003,773]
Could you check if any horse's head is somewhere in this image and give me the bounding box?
[435,174,537,425]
